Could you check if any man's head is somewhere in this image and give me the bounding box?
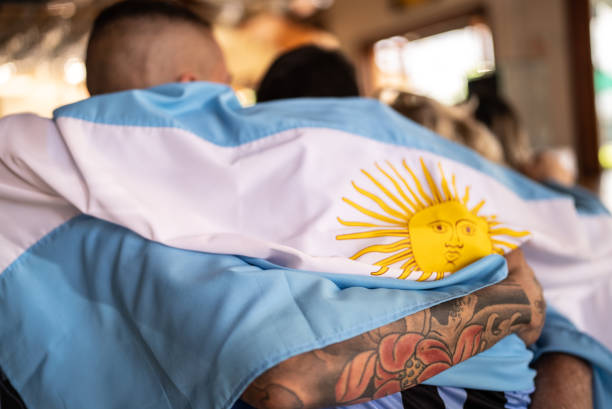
[257,44,360,102]
[86,0,229,95]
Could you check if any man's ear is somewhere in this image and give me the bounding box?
[178,72,198,83]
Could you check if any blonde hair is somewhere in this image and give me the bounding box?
[381,90,505,164]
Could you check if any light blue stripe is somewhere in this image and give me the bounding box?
[0,215,520,409]
[541,181,610,215]
[423,334,535,392]
[52,82,603,211]
[437,386,468,409]
[504,388,533,409]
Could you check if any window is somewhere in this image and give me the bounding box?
[371,20,494,105]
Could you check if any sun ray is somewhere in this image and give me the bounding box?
[471,200,486,214]
[451,174,459,201]
[489,228,530,238]
[361,169,415,218]
[337,217,392,228]
[462,186,470,205]
[376,163,417,214]
[391,160,426,210]
[350,239,412,259]
[403,159,434,206]
[371,266,389,276]
[491,238,519,249]
[370,163,414,216]
[398,265,417,279]
[400,259,418,270]
[352,182,408,221]
[336,229,411,240]
[421,158,443,204]
[343,196,405,225]
[438,163,453,202]
[435,272,445,280]
[492,246,506,255]
[417,271,434,281]
[373,249,413,267]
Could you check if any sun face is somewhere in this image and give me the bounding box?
[409,201,493,275]
[336,158,529,281]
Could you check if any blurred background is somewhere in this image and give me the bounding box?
[1,0,611,207]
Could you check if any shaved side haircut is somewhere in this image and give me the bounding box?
[91,0,210,33]
[86,0,228,95]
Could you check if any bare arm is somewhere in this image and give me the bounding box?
[530,353,593,409]
[242,249,545,409]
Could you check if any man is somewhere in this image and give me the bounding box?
[82,2,550,406]
[0,2,599,409]
[0,99,545,409]
[85,0,229,95]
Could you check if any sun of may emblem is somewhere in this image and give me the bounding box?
[336,158,529,281]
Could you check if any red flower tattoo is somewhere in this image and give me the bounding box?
[335,324,484,404]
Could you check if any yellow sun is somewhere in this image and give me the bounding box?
[336,158,529,281]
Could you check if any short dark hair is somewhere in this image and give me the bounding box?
[90,0,210,41]
[257,45,360,102]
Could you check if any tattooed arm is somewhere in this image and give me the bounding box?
[242,249,545,409]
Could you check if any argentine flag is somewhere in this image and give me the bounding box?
[1,82,612,409]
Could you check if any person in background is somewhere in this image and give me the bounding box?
[385,89,593,409]
[386,89,578,187]
[257,44,360,102]
[253,44,593,406]
[386,90,505,164]
[470,80,576,186]
[85,0,230,95]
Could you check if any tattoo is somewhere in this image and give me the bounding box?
[333,282,531,405]
[535,299,546,315]
[242,281,533,409]
[242,382,304,409]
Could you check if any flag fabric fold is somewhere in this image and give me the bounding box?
[0,82,611,408]
[0,215,514,409]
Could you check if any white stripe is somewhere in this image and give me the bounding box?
[49,118,581,269]
[0,114,78,273]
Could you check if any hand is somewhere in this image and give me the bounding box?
[504,248,545,346]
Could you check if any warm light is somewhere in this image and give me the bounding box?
[374,37,408,75]
[599,144,612,168]
[47,1,76,19]
[0,63,16,85]
[373,25,496,104]
[310,0,334,9]
[64,58,86,85]
[216,1,245,26]
[289,0,334,17]
[235,88,256,107]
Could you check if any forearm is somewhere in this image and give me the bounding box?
[530,353,593,409]
[243,276,543,409]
